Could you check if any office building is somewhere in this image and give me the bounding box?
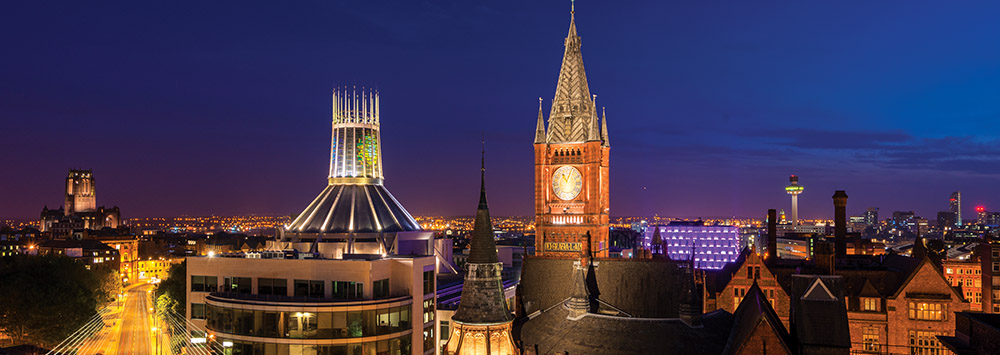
[641,221,740,269]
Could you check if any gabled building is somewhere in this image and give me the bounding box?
[721,283,793,355]
[705,249,791,329]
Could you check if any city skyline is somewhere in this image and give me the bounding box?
[3,1,1000,220]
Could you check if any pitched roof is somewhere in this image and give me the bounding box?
[723,282,793,355]
[789,275,851,349]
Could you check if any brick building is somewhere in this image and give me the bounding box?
[942,259,983,311]
[705,249,791,329]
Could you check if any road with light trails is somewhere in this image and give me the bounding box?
[116,283,155,355]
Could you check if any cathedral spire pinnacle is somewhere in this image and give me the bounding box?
[467,139,498,264]
[601,106,609,147]
[535,97,546,144]
[479,136,487,210]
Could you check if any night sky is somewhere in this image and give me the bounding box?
[3,1,1000,220]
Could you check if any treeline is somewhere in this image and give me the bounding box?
[0,254,118,347]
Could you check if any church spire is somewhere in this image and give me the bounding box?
[545,3,598,143]
[534,97,546,144]
[468,139,499,264]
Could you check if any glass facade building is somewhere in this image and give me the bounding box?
[642,222,740,269]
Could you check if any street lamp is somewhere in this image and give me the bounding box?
[151,327,159,355]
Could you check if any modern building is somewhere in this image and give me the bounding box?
[864,207,879,227]
[641,221,739,269]
[784,175,804,227]
[39,169,121,237]
[532,1,610,258]
[188,88,438,355]
[442,149,518,355]
[951,191,963,227]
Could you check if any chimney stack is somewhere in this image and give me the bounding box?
[768,209,777,260]
[833,190,848,259]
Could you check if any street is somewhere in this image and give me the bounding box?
[117,283,155,355]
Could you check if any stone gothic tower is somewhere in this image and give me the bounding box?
[534,5,611,258]
[65,169,96,215]
[443,145,518,355]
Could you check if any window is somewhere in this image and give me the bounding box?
[862,297,880,312]
[373,279,390,299]
[258,278,287,296]
[423,270,434,295]
[734,287,746,309]
[754,266,761,280]
[191,275,218,292]
[225,277,252,294]
[423,325,435,352]
[423,299,435,324]
[191,303,206,319]
[909,330,946,355]
[863,327,880,352]
[294,280,325,298]
[440,321,450,341]
[747,266,753,279]
[333,281,364,300]
[908,302,946,321]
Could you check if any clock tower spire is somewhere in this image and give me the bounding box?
[534,4,610,258]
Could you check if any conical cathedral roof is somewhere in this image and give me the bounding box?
[467,144,499,264]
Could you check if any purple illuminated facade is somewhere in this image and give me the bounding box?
[641,221,739,269]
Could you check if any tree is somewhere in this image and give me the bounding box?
[155,260,186,317]
[0,255,107,347]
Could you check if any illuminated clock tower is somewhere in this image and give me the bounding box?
[534,6,610,258]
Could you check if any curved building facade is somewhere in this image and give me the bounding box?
[188,89,438,355]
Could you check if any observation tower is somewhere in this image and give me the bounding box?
[785,175,804,226]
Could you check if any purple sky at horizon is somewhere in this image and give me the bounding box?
[2,1,1000,221]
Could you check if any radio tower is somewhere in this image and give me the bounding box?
[785,175,804,226]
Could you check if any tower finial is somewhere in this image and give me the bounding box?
[571,0,575,14]
[479,134,488,210]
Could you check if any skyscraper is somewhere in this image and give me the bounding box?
[950,191,962,226]
[534,4,611,258]
[785,175,804,226]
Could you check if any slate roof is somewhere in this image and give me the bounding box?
[789,275,851,350]
[519,306,733,355]
[722,282,793,355]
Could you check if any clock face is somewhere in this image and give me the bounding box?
[552,165,583,201]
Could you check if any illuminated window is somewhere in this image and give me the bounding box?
[908,302,946,321]
[862,297,879,312]
[863,327,880,352]
[908,330,945,355]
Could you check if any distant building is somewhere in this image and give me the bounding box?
[864,207,879,226]
[939,211,958,229]
[34,238,120,271]
[39,169,120,237]
[951,191,963,226]
[642,221,739,269]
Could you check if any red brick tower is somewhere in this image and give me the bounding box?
[534,6,610,258]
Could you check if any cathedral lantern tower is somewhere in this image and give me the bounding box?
[534,5,611,258]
